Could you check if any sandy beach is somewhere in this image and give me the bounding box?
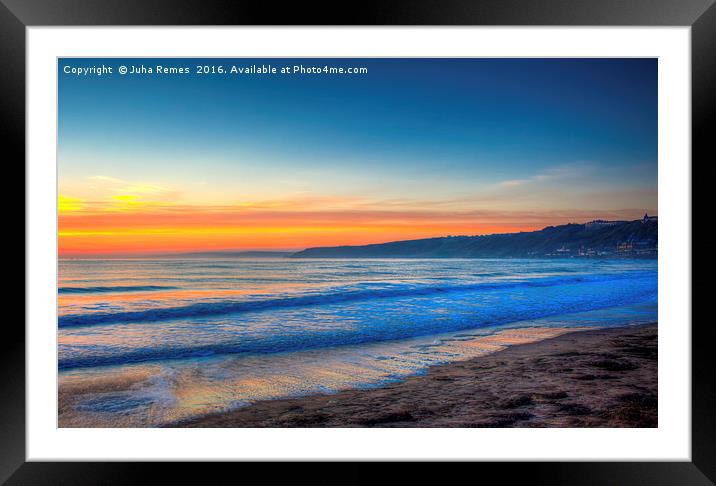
[175,323,657,428]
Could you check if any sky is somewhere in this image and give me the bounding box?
[58,58,657,256]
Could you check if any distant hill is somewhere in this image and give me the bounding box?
[290,218,658,259]
[161,251,294,258]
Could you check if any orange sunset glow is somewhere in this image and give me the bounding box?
[58,186,656,256]
[58,58,657,257]
[58,196,550,255]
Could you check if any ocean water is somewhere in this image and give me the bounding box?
[58,258,657,427]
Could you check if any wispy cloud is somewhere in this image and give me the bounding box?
[62,176,182,212]
[58,195,83,213]
[498,162,597,188]
[87,175,123,184]
[58,160,656,254]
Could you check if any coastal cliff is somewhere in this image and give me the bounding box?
[291,217,657,259]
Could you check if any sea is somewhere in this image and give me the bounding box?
[58,258,657,427]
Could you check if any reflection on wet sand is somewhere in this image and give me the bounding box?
[59,325,585,427]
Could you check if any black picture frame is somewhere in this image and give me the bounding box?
[6,0,711,483]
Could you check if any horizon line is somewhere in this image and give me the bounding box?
[59,215,657,258]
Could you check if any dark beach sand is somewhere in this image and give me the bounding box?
[176,323,657,428]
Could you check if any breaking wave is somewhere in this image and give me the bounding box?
[59,285,178,294]
[57,272,652,328]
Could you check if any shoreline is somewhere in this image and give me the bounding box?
[175,322,657,428]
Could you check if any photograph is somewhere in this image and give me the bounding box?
[57,57,658,428]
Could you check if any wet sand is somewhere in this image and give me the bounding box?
[176,323,657,428]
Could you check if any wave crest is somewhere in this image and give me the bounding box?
[58,272,652,328]
[59,285,178,294]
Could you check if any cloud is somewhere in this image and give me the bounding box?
[117,183,170,196]
[78,176,180,208]
[87,175,123,184]
[498,162,597,188]
[58,195,83,213]
[498,179,529,187]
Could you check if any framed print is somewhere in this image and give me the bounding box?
[7,0,713,482]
